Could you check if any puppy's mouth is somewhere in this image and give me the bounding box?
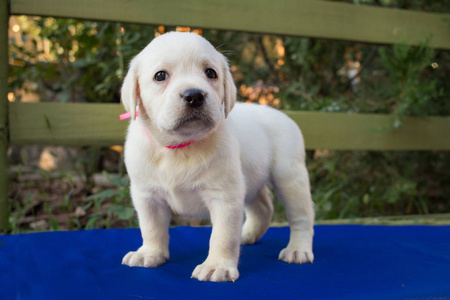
[171,111,215,132]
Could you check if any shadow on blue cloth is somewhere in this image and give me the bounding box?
[1,225,449,299]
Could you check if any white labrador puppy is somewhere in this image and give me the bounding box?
[121,32,314,282]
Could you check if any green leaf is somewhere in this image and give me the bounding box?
[85,217,99,229]
[58,92,71,103]
[87,189,117,201]
[20,149,28,165]
[108,205,135,220]
[49,217,59,231]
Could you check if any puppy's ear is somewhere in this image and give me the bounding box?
[121,58,140,120]
[222,56,237,118]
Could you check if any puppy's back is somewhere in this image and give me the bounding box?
[227,103,305,155]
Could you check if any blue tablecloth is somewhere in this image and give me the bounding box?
[1,225,449,299]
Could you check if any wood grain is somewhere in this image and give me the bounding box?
[0,0,9,231]
[10,0,450,49]
[9,102,450,150]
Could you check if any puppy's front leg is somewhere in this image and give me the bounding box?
[192,194,244,282]
[122,188,171,268]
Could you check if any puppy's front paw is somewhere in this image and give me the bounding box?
[191,262,239,282]
[122,246,168,268]
[278,248,314,264]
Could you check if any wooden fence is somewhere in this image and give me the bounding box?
[1,0,450,231]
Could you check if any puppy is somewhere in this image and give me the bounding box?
[121,32,314,282]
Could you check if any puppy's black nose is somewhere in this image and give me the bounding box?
[182,89,205,108]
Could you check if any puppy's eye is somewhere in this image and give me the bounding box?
[154,71,168,81]
[205,68,217,79]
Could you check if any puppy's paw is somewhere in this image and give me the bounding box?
[241,222,268,245]
[241,231,258,245]
[122,246,168,268]
[278,248,314,264]
[191,262,239,282]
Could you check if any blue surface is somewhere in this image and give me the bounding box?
[1,225,450,300]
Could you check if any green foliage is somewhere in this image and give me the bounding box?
[310,150,449,221]
[378,42,443,126]
[8,168,137,233]
[86,173,137,228]
[9,17,156,103]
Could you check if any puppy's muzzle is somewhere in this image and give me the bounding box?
[182,89,205,108]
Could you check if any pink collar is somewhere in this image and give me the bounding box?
[120,112,194,149]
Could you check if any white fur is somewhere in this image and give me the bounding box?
[121,32,315,282]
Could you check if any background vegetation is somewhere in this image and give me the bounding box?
[7,0,450,232]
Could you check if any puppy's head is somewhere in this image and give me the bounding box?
[121,32,236,144]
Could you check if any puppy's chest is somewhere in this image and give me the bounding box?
[146,154,210,188]
[143,155,212,217]
[147,178,208,217]
[165,187,209,217]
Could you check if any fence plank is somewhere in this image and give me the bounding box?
[287,111,450,151]
[0,0,9,231]
[10,0,450,49]
[9,102,450,150]
[9,102,127,146]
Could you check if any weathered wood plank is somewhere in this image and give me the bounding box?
[9,102,127,146]
[0,0,9,231]
[287,111,450,151]
[10,0,450,49]
[315,213,450,225]
[9,102,450,150]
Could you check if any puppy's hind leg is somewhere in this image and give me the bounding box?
[241,185,274,245]
[272,157,315,264]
